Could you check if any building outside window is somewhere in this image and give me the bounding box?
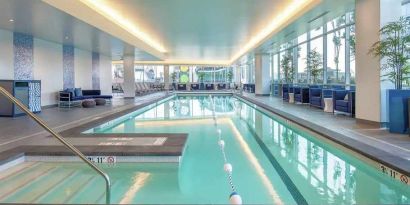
[269,10,355,94]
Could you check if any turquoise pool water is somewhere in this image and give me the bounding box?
[90,95,410,204]
[1,95,409,204]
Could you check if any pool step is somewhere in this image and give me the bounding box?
[0,162,37,181]
[65,174,107,204]
[1,167,76,203]
[0,163,56,200]
[34,170,94,204]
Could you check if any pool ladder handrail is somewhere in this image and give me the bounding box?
[0,86,111,204]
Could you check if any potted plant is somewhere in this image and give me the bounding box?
[281,51,294,84]
[171,72,177,90]
[227,70,233,89]
[305,49,323,84]
[197,72,205,90]
[369,17,410,133]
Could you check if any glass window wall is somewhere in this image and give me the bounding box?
[269,10,355,93]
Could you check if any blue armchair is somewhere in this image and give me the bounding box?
[294,87,310,103]
[205,83,214,90]
[191,84,199,90]
[282,84,289,101]
[333,90,355,116]
[217,83,226,90]
[177,84,187,90]
[309,88,323,108]
[282,84,294,102]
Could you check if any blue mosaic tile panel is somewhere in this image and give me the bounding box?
[13,33,33,80]
[92,52,100,90]
[29,81,41,112]
[63,45,75,89]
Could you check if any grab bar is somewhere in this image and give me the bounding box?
[0,86,111,204]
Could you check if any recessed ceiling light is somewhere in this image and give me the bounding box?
[64,36,69,40]
[9,19,14,22]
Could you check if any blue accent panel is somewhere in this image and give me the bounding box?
[63,45,75,89]
[29,81,41,112]
[13,32,33,80]
[92,52,100,90]
[388,89,410,133]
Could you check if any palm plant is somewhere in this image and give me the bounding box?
[171,72,177,83]
[197,72,205,83]
[330,15,346,83]
[369,17,410,90]
[227,70,233,83]
[305,49,323,84]
[281,51,294,83]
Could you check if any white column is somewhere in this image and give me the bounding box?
[123,54,135,98]
[355,0,401,124]
[164,65,170,90]
[255,54,270,95]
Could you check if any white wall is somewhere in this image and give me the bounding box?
[0,29,13,80]
[74,48,92,90]
[33,38,63,106]
[99,54,112,95]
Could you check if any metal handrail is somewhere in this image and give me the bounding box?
[0,86,111,204]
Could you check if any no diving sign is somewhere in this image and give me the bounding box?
[379,164,409,185]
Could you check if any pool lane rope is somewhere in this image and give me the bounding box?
[209,95,242,205]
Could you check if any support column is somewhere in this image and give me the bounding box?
[164,65,170,90]
[255,53,270,96]
[355,0,401,124]
[123,54,135,98]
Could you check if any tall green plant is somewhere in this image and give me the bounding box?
[171,72,177,83]
[281,51,294,83]
[305,49,323,84]
[227,70,233,83]
[197,72,205,83]
[369,17,410,90]
[330,15,346,83]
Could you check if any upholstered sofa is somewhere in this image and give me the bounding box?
[59,89,112,108]
[59,89,112,101]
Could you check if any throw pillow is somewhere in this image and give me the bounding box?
[66,88,75,97]
[344,94,349,101]
[74,88,83,97]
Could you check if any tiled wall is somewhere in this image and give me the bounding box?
[13,33,33,80]
[92,52,100,90]
[63,45,75,89]
[0,29,111,105]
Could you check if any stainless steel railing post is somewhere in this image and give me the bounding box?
[0,86,111,204]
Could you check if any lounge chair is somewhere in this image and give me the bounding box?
[294,87,310,103]
[333,90,355,116]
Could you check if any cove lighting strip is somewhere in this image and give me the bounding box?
[80,0,167,53]
[229,0,319,64]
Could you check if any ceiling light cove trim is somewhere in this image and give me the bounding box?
[112,60,230,66]
[42,0,166,60]
[79,0,166,53]
[229,0,321,64]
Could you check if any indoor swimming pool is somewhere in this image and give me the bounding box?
[0,95,409,204]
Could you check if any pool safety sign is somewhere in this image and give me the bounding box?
[87,156,117,164]
[379,164,409,185]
